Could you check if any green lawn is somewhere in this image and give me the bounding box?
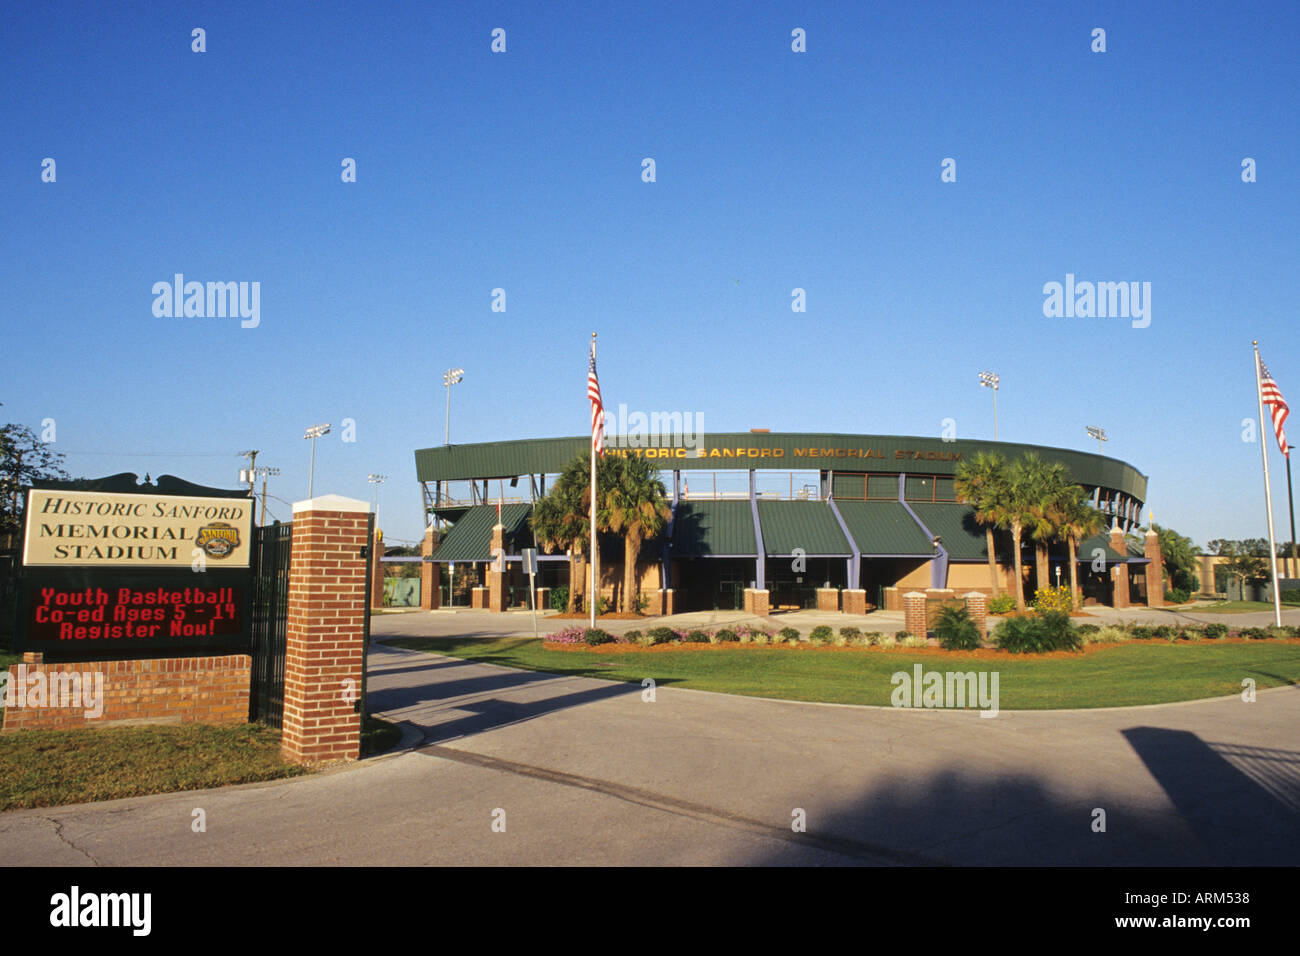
[385,636,1300,710]
[1193,600,1300,613]
[0,723,309,812]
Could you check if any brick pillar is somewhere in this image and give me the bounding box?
[663,588,675,615]
[536,587,550,612]
[420,524,440,610]
[1109,524,1130,608]
[816,588,840,612]
[487,524,508,611]
[903,591,927,638]
[370,528,385,610]
[1144,528,1165,607]
[749,589,770,616]
[282,494,371,765]
[964,591,988,639]
[842,589,866,615]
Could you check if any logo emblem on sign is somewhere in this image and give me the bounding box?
[195,522,240,558]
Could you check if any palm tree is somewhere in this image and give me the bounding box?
[1024,459,1072,594]
[954,451,1007,598]
[603,455,672,612]
[1057,485,1104,609]
[1001,455,1049,611]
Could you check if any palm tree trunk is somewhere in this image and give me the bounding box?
[623,533,638,613]
[569,552,583,613]
[985,528,1000,597]
[1011,521,1026,611]
[1068,536,1080,609]
[1035,543,1049,593]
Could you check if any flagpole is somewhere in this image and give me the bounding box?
[1253,341,1284,627]
[590,331,598,629]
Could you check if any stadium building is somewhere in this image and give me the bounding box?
[412,432,1159,614]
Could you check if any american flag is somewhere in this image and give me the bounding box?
[588,342,605,456]
[1260,357,1290,456]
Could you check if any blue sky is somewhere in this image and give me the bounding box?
[3,1,1297,548]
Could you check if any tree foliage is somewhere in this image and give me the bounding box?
[1,421,72,545]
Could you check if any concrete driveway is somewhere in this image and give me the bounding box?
[2,614,1297,866]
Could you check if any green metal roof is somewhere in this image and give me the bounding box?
[431,504,533,562]
[834,500,934,556]
[907,504,991,561]
[757,500,850,556]
[670,500,756,556]
[415,432,1148,502]
[1075,533,1147,563]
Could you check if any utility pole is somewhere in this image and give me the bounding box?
[239,450,259,496]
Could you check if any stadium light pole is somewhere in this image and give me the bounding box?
[1086,425,1108,457]
[979,371,999,440]
[443,367,464,445]
[303,423,331,498]
[255,467,280,526]
[368,473,387,513]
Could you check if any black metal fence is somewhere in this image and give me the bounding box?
[0,548,17,648]
[250,522,292,727]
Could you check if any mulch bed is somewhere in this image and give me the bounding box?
[541,636,1300,658]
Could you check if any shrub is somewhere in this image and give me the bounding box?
[638,632,657,646]
[620,629,643,644]
[545,625,586,644]
[1204,623,1228,640]
[646,627,675,645]
[686,629,709,643]
[548,586,569,612]
[809,625,834,642]
[1180,627,1204,642]
[753,633,770,645]
[895,630,912,642]
[988,594,1016,615]
[994,611,1079,654]
[1152,625,1176,641]
[1128,625,1153,640]
[933,604,981,651]
[714,628,739,643]
[1281,589,1300,604]
[1239,627,1268,640]
[1089,625,1130,644]
[1031,584,1074,615]
[779,627,800,643]
[633,594,649,614]
[1076,623,1100,636]
[839,626,862,641]
[900,634,928,648]
[583,628,613,646]
[598,596,613,614]
[1164,588,1190,605]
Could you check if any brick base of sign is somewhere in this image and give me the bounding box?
[471,587,488,609]
[1,655,251,733]
[842,589,867,614]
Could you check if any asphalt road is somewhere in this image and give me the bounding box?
[2,614,1297,866]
